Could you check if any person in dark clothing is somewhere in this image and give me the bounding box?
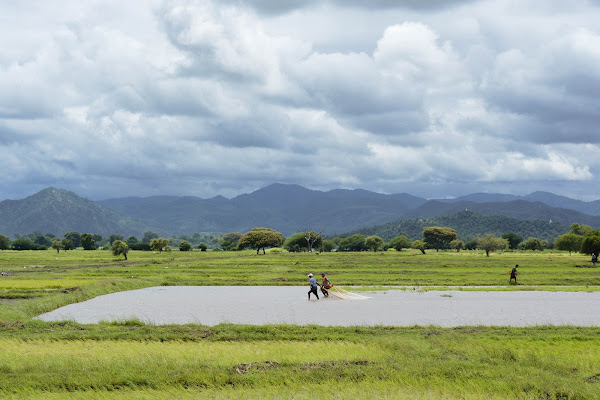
[592,253,597,266]
[307,273,320,300]
[509,264,518,284]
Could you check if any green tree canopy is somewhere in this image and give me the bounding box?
[581,230,600,255]
[501,232,523,250]
[51,240,64,253]
[0,234,10,250]
[365,235,384,252]
[477,234,508,257]
[337,234,367,252]
[111,240,129,260]
[570,223,593,236]
[411,240,427,254]
[63,231,81,248]
[554,233,584,254]
[450,239,464,252]
[219,232,242,251]
[238,228,285,254]
[80,233,96,250]
[422,226,458,251]
[142,231,159,243]
[388,235,411,251]
[179,241,192,251]
[522,237,544,251]
[150,238,170,252]
[198,243,208,251]
[284,233,308,252]
[61,238,75,250]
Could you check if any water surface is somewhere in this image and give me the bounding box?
[37,286,600,326]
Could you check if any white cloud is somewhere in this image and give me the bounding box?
[1,0,600,201]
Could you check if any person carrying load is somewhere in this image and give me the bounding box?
[320,273,333,297]
[509,264,518,284]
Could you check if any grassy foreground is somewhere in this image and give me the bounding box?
[0,249,599,399]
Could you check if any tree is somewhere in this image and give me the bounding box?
[179,241,192,251]
[198,243,208,251]
[554,233,584,255]
[109,234,124,245]
[501,232,523,250]
[284,233,308,252]
[63,231,81,248]
[11,238,37,250]
[126,236,139,245]
[238,228,285,254]
[0,234,10,250]
[150,238,169,252]
[581,230,600,255]
[388,235,411,251]
[477,234,508,257]
[302,230,323,253]
[80,233,96,250]
[61,238,75,250]
[112,240,129,260]
[52,240,64,253]
[337,234,367,252]
[522,237,544,251]
[570,223,593,236]
[219,232,242,251]
[450,239,464,252]
[412,240,427,254]
[422,226,457,252]
[142,231,159,243]
[365,235,384,252]
[321,240,336,252]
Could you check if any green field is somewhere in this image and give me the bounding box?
[1,249,599,399]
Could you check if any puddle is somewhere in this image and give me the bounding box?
[37,286,600,327]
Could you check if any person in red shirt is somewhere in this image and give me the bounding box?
[320,273,332,297]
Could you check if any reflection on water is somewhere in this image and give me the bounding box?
[37,286,600,327]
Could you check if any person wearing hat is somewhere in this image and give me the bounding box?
[320,273,332,297]
[307,273,320,300]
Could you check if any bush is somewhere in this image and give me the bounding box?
[129,243,151,251]
[179,241,192,251]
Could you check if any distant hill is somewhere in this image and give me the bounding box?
[402,200,600,227]
[2,184,600,239]
[439,191,600,216]
[97,183,428,236]
[348,210,572,242]
[0,187,156,237]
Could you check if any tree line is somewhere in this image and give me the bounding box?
[2,222,600,257]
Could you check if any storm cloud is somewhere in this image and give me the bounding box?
[1,0,599,201]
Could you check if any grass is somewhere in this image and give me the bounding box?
[0,248,599,398]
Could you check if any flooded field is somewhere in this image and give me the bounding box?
[37,286,600,326]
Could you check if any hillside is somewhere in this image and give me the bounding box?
[348,210,572,242]
[2,184,600,239]
[97,183,428,236]
[402,200,600,227]
[0,187,156,237]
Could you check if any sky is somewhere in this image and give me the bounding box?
[1,0,600,201]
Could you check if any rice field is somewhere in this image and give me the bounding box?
[0,248,599,398]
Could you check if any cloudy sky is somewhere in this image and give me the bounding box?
[2,0,600,201]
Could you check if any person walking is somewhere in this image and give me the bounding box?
[592,253,597,266]
[509,264,518,284]
[307,273,320,300]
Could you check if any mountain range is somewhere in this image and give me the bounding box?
[1,184,599,240]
